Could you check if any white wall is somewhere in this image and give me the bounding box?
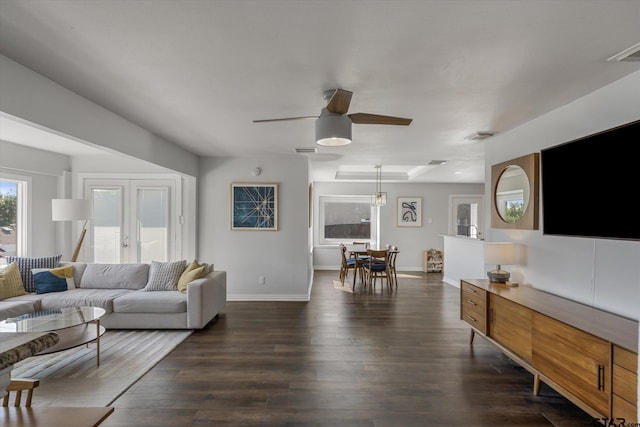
[0,142,69,257]
[198,156,311,301]
[0,54,199,177]
[71,154,175,175]
[312,181,484,270]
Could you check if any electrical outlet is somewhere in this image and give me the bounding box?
[258,276,265,285]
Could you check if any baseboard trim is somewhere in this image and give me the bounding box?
[227,294,310,302]
[442,276,459,287]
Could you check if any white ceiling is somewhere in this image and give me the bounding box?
[0,0,639,183]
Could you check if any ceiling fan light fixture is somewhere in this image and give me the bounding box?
[315,109,352,146]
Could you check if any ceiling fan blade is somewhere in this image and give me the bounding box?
[326,89,353,114]
[348,113,412,126]
[253,116,318,123]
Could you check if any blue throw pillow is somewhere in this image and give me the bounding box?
[32,265,75,294]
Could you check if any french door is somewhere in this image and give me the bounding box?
[83,178,180,263]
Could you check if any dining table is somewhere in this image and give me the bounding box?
[344,244,398,289]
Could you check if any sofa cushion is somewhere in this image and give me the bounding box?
[5,255,62,293]
[60,262,87,288]
[81,263,150,290]
[32,265,75,294]
[113,290,186,314]
[143,260,186,291]
[38,288,135,313]
[0,300,40,322]
[0,262,28,299]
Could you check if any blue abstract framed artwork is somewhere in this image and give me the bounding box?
[396,196,422,227]
[231,183,278,231]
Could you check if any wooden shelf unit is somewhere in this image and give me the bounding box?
[423,249,443,273]
[460,279,638,422]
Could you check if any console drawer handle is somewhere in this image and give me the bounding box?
[466,315,477,323]
[465,287,477,293]
[597,365,605,391]
[466,299,477,306]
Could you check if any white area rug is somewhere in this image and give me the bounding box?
[11,329,191,407]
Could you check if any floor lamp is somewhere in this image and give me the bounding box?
[52,199,93,262]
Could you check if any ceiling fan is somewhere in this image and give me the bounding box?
[253,89,412,146]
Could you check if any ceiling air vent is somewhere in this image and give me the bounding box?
[428,160,447,165]
[295,147,318,154]
[607,42,640,62]
[465,131,497,141]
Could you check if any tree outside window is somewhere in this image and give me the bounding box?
[0,181,18,257]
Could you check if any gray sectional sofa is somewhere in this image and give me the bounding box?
[0,262,226,329]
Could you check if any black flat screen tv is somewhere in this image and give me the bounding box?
[541,119,640,241]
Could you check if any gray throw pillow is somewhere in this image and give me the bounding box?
[143,260,187,291]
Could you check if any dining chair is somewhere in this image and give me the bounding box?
[387,246,398,288]
[362,249,391,290]
[339,243,360,288]
[3,379,40,407]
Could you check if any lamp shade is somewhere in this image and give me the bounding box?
[484,242,514,265]
[315,109,352,146]
[51,199,93,221]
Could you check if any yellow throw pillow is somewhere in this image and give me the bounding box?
[182,259,210,276]
[0,262,28,300]
[177,265,207,293]
[183,259,202,275]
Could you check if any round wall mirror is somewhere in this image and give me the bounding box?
[494,165,530,223]
[490,153,539,230]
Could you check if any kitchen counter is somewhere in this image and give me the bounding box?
[441,235,487,286]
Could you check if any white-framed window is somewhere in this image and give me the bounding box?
[0,173,30,258]
[319,195,378,245]
[449,194,483,239]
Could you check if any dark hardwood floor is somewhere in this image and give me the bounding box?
[103,270,594,427]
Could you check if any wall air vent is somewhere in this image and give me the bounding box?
[607,42,640,62]
[295,147,318,154]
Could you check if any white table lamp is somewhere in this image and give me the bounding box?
[52,199,93,262]
[484,242,515,283]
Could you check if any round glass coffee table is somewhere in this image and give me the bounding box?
[0,306,106,366]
